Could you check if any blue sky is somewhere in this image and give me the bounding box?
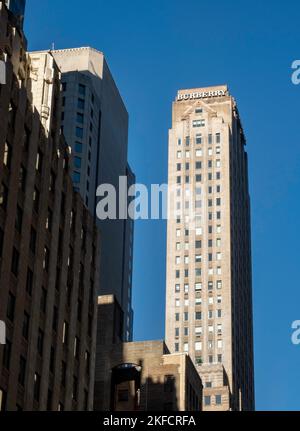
[25,0,300,410]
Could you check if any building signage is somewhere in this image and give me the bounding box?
[177,89,226,101]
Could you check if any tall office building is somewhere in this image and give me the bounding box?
[0,2,99,410]
[5,0,25,27]
[47,48,134,341]
[165,86,254,411]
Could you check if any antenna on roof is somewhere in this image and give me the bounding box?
[51,42,55,51]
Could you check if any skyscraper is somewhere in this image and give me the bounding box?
[165,86,254,411]
[5,0,25,27]
[48,47,134,341]
[0,3,99,410]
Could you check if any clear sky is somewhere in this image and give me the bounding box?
[25,0,300,411]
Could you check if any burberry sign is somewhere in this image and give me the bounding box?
[177,89,226,101]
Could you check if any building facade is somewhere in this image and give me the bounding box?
[46,47,135,341]
[165,86,254,411]
[94,296,203,411]
[0,2,99,410]
[4,0,25,27]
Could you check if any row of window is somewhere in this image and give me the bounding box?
[175,300,222,315]
[204,394,222,406]
[174,320,222,336]
[179,340,223,352]
[176,147,221,159]
[175,312,224,327]
[177,133,221,147]
[177,160,221,171]
[175,198,222,210]
[174,185,221,196]
[176,173,221,184]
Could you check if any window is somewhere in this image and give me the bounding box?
[78,84,86,95]
[37,329,44,356]
[15,205,23,233]
[193,119,205,127]
[76,112,84,124]
[204,396,211,406]
[34,373,41,402]
[0,388,7,411]
[196,134,202,145]
[195,357,202,366]
[36,150,43,173]
[18,356,26,386]
[217,280,222,289]
[61,361,67,386]
[177,151,182,159]
[175,284,180,293]
[175,328,179,337]
[2,339,11,370]
[22,312,30,340]
[195,283,202,291]
[175,343,179,352]
[175,313,180,322]
[196,149,202,157]
[11,248,19,276]
[73,172,80,183]
[216,395,222,405]
[184,312,189,321]
[3,142,12,168]
[74,157,81,169]
[195,327,202,335]
[164,375,175,393]
[30,227,37,253]
[74,336,80,359]
[184,343,189,352]
[43,247,50,271]
[175,299,180,307]
[77,98,85,110]
[217,340,223,349]
[195,342,202,351]
[62,322,69,344]
[195,312,202,320]
[216,133,221,143]
[76,127,83,139]
[0,183,8,209]
[184,284,189,293]
[26,268,33,295]
[62,82,67,92]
